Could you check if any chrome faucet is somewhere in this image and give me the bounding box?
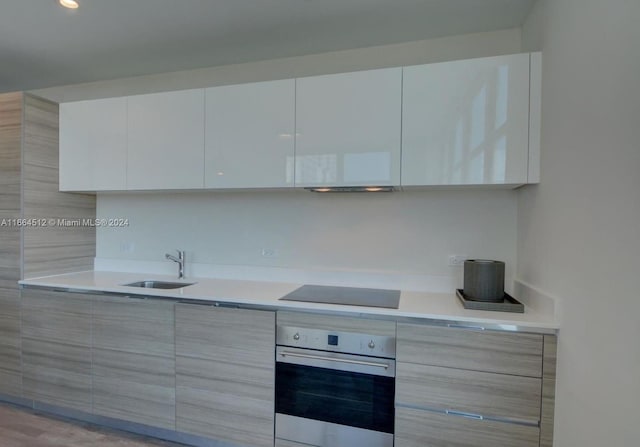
[165,249,185,279]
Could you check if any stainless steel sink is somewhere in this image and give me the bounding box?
[122,280,196,289]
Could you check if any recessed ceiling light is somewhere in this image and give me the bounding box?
[59,0,79,9]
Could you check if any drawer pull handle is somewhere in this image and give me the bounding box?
[445,409,484,420]
[447,323,486,331]
[280,351,390,369]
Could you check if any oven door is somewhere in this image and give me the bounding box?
[275,346,395,447]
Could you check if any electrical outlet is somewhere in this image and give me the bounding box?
[448,255,468,266]
[120,242,135,253]
[261,248,278,258]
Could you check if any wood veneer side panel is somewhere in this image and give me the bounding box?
[541,334,557,447]
[0,92,23,397]
[0,287,22,396]
[21,94,96,278]
[0,92,23,289]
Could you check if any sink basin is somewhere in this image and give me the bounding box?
[122,280,196,289]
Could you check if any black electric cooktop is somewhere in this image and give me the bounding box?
[280,285,401,309]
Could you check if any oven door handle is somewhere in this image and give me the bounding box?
[279,350,390,370]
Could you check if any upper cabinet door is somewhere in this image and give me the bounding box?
[127,90,205,190]
[295,68,402,187]
[59,97,127,191]
[205,80,295,188]
[402,54,531,186]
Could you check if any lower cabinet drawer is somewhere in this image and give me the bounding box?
[396,362,541,423]
[397,323,543,377]
[395,407,540,447]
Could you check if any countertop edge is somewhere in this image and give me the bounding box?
[19,274,559,335]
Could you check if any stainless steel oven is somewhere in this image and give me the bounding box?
[275,325,396,447]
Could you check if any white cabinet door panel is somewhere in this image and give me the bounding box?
[295,68,402,187]
[402,54,530,186]
[127,89,205,190]
[59,97,127,191]
[205,80,295,188]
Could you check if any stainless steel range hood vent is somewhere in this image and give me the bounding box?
[305,186,395,193]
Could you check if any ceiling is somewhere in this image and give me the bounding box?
[0,0,536,93]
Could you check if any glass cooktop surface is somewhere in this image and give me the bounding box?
[280,285,400,309]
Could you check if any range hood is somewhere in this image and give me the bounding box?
[305,186,395,193]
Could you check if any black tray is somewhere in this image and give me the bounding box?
[456,289,524,313]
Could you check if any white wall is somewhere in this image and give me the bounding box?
[32,28,521,102]
[519,0,640,445]
[97,190,518,290]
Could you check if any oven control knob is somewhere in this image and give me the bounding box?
[368,340,376,349]
[293,333,300,341]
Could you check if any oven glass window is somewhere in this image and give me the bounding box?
[276,363,394,434]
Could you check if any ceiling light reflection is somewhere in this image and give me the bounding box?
[59,0,79,9]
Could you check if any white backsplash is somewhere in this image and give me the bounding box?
[96,189,517,292]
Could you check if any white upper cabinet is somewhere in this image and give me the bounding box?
[295,68,402,187]
[59,97,127,191]
[127,89,205,190]
[58,54,539,192]
[402,54,531,186]
[205,80,295,188]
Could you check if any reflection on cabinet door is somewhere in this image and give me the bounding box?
[21,289,92,412]
[92,296,176,429]
[175,304,275,447]
[59,97,127,191]
[395,407,539,447]
[127,89,205,190]
[205,80,295,188]
[402,54,530,186]
[295,68,402,187]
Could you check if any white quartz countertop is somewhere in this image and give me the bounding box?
[19,271,558,333]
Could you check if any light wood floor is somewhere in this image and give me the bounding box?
[0,404,185,447]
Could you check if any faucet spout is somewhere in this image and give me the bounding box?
[165,249,185,279]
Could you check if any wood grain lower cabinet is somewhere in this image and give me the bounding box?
[0,287,21,397]
[92,296,175,429]
[175,303,276,447]
[21,289,92,412]
[396,362,541,423]
[397,323,543,377]
[396,323,548,447]
[541,335,558,447]
[395,407,540,447]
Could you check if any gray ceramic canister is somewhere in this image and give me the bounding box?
[463,260,505,302]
